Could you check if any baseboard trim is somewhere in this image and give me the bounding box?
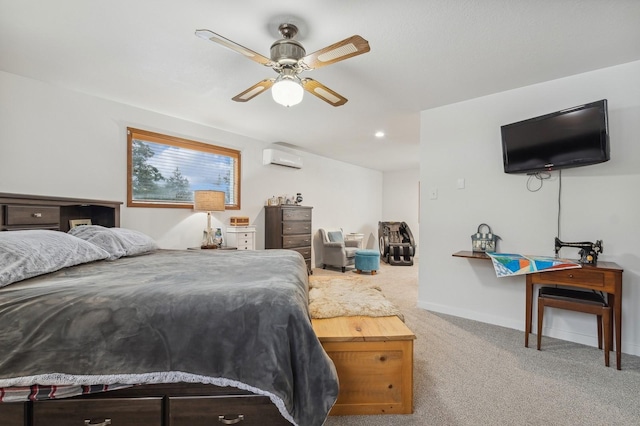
[417,300,522,331]
[417,300,640,357]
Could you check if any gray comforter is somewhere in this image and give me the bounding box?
[0,249,339,426]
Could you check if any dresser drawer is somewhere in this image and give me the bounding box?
[291,246,311,259]
[5,205,60,226]
[235,235,254,246]
[0,402,25,426]
[168,395,290,426]
[534,268,606,288]
[282,209,311,221]
[283,234,311,249]
[282,221,311,235]
[33,397,162,426]
[234,231,254,239]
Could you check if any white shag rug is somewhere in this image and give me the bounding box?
[308,276,404,321]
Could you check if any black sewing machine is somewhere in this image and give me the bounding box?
[554,237,603,265]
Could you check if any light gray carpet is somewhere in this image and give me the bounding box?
[314,261,640,426]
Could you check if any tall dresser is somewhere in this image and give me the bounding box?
[265,205,313,273]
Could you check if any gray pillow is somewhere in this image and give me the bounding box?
[68,225,158,259]
[328,231,344,243]
[68,225,127,260]
[0,230,110,288]
[109,227,159,257]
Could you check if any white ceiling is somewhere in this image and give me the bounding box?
[2,0,640,172]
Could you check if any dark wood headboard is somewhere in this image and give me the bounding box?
[0,193,122,232]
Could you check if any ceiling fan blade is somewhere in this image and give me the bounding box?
[301,35,370,70]
[301,78,348,107]
[232,79,275,102]
[195,29,273,67]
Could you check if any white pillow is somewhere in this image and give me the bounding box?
[0,230,110,288]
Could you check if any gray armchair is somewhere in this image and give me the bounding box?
[319,228,360,272]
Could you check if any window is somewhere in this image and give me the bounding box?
[127,128,241,209]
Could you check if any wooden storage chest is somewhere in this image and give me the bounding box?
[229,216,250,226]
[312,315,415,415]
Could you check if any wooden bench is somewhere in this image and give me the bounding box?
[537,286,611,366]
[311,315,415,415]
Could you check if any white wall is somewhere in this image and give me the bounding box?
[419,60,640,356]
[0,71,382,267]
[382,168,420,257]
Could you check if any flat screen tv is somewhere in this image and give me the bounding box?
[501,99,609,174]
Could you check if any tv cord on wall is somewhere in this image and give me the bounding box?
[526,170,562,242]
[526,171,551,192]
[525,170,562,243]
[557,169,562,239]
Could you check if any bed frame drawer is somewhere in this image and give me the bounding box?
[5,205,60,227]
[168,395,290,426]
[0,402,25,426]
[32,397,162,426]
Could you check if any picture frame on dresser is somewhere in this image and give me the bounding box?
[69,218,92,228]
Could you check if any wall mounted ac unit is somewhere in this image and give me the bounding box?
[263,148,303,169]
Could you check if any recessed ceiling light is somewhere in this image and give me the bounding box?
[375,131,385,138]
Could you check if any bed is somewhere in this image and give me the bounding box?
[0,193,339,426]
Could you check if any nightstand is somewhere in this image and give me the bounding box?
[225,226,256,250]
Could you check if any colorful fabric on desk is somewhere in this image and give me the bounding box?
[486,253,581,277]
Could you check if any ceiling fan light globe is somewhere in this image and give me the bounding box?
[272,78,304,107]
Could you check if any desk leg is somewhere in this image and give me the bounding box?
[610,291,622,370]
[525,276,533,348]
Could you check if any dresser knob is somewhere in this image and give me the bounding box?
[32,212,42,218]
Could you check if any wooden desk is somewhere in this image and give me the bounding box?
[452,250,490,260]
[452,251,624,369]
[525,261,623,369]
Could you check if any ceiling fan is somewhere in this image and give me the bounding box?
[195,23,370,107]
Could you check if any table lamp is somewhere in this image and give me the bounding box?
[193,190,225,249]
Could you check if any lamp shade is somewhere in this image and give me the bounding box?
[272,75,304,107]
[193,190,225,212]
